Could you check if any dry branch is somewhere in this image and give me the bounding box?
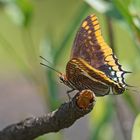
[0,90,96,140]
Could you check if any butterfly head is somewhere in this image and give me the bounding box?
[59,73,69,85]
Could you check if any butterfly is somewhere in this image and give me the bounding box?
[41,14,131,97]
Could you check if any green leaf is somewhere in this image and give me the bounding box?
[85,0,111,13]
[113,0,133,26]
[132,0,140,12]
[4,0,33,27]
[132,114,140,140]
[15,0,33,27]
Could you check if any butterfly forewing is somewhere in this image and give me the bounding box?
[71,14,128,88]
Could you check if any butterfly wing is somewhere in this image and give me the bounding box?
[71,14,128,87]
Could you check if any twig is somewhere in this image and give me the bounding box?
[0,90,95,140]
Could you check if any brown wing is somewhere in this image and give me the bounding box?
[71,14,129,86]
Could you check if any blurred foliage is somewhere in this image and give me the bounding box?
[0,0,140,140]
[132,113,140,140]
[36,133,62,140]
[2,0,33,27]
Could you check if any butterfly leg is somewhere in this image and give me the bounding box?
[67,89,75,101]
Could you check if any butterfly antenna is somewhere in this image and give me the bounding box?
[126,86,140,94]
[40,62,61,75]
[124,71,132,74]
[40,56,53,65]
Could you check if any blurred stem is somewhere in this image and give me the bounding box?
[105,16,115,52]
[47,70,60,110]
[124,93,139,114]
[105,15,128,140]
[90,101,113,140]
[114,99,129,140]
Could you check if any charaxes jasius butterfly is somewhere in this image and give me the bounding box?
[41,14,131,97]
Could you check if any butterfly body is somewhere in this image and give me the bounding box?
[41,14,130,96]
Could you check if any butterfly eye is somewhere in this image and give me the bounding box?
[59,75,65,83]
